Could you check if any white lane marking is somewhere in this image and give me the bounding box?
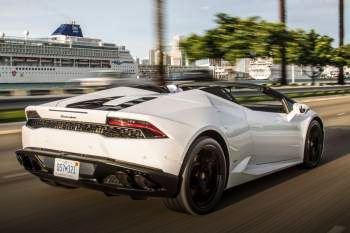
[302,95,350,103]
[327,226,346,233]
[337,113,346,116]
[0,129,21,135]
[2,172,29,179]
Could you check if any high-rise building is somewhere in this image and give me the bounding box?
[148,36,186,66]
[149,49,156,65]
[149,48,170,65]
[170,35,185,66]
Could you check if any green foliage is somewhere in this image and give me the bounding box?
[180,13,292,63]
[180,13,350,83]
[286,29,334,83]
[287,29,333,66]
[180,34,206,63]
[0,109,25,123]
[332,45,350,66]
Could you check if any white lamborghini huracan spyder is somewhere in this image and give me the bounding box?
[16,82,324,215]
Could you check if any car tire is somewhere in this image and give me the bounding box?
[302,120,324,168]
[163,136,227,215]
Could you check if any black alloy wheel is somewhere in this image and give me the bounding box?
[303,120,324,168]
[163,136,227,215]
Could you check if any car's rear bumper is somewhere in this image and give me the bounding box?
[22,125,187,176]
[16,148,179,198]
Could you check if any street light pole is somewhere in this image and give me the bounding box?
[155,0,166,86]
[279,0,288,85]
[338,0,345,85]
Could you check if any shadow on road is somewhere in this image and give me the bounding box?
[217,126,350,211]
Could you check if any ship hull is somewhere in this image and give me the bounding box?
[0,66,137,83]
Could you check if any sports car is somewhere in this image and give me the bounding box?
[16,82,324,215]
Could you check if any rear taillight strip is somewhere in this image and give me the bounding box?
[107,117,167,138]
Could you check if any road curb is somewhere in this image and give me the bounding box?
[0,122,24,135]
[0,129,22,135]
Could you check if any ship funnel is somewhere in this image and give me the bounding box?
[51,23,83,37]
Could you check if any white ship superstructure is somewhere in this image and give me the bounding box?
[0,23,137,83]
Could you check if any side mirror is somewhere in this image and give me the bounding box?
[167,84,183,93]
[293,103,310,114]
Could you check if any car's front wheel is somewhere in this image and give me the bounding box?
[303,120,324,168]
[163,136,227,215]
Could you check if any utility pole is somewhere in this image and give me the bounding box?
[279,0,288,85]
[155,0,166,86]
[338,0,345,84]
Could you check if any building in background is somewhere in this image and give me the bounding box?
[149,49,156,65]
[141,59,150,65]
[170,35,186,66]
[148,48,171,66]
[234,58,250,73]
[148,35,187,67]
[248,58,273,80]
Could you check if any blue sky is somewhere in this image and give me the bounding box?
[0,0,349,59]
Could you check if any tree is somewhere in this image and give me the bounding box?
[180,14,289,65]
[180,34,207,63]
[180,14,343,86]
[333,44,350,71]
[287,30,334,85]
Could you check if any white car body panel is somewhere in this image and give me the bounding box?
[245,109,302,164]
[21,85,323,190]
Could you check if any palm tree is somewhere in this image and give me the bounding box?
[155,0,166,86]
[338,0,345,84]
[279,0,288,85]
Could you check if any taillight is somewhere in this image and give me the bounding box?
[107,117,167,139]
[26,110,41,119]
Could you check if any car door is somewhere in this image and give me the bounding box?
[237,87,302,164]
[201,86,254,164]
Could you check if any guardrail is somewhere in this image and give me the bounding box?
[0,88,95,110]
[1,84,350,111]
[1,84,350,123]
[233,85,350,96]
[0,87,95,97]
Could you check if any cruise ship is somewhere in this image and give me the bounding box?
[0,22,137,83]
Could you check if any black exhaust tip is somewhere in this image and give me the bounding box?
[115,171,132,188]
[134,174,158,190]
[103,174,122,186]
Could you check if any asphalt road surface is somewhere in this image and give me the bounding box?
[1,95,350,233]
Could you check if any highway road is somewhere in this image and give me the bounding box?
[0,95,350,233]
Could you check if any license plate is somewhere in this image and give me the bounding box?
[54,158,80,180]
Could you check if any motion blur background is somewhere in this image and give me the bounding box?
[1,1,350,233]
